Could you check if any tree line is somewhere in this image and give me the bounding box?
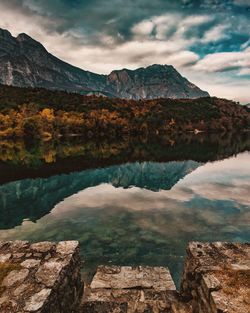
[0,85,249,139]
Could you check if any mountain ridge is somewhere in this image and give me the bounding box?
[0,28,209,99]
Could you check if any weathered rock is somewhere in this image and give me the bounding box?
[30,242,55,253]
[180,242,250,313]
[0,254,11,263]
[171,301,192,313]
[56,241,79,255]
[82,266,177,313]
[10,240,29,251]
[24,288,51,312]
[35,259,64,287]
[13,283,29,296]
[0,240,83,313]
[21,259,41,268]
[90,266,176,291]
[0,241,249,313]
[13,253,25,259]
[2,269,29,287]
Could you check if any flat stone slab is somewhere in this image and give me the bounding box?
[0,240,82,313]
[91,265,176,291]
[82,266,177,313]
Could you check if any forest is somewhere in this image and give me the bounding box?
[0,84,249,139]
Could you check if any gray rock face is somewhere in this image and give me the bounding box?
[106,65,209,99]
[0,28,209,99]
[0,29,105,92]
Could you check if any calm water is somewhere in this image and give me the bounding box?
[0,135,250,286]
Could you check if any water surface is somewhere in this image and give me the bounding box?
[0,135,249,285]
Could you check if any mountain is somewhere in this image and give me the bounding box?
[106,65,209,99]
[0,29,105,92]
[0,28,209,99]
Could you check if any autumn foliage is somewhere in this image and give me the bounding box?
[0,85,249,139]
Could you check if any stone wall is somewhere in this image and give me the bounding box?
[180,242,250,313]
[0,241,83,313]
[0,241,249,313]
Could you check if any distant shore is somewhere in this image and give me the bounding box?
[0,85,249,139]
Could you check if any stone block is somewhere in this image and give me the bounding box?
[0,240,83,313]
[82,265,177,313]
[180,242,250,313]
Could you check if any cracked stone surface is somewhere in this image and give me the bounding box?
[2,269,29,287]
[90,266,176,291]
[0,254,12,263]
[82,266,178,313]
[0,241,248,313]
[56,241,79,255]
[21,259,41,269]
[0,240,83,313]
[181,242,250,313]
[82,244,250,313]
[35,259,64,287]
[30,242,54,253]
[24,289,52,312]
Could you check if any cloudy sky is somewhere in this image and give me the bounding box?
[0,0,249,103]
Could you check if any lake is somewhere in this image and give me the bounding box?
[0,134,249,286]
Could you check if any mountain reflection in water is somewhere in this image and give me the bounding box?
[0,134,249,286]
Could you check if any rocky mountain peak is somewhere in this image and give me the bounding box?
[108,68,132,83]
[0,28,13,39]
[17,32,37,43]
[0,28,45,55]
[0,29,17,49]
[146,64,174,70]
[0,28,18,57]
[106,64,209,99]
[16,33,32,41]
[16,33,46,52]
[0,28,210,99]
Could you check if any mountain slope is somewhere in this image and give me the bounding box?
[106,65,209,99]
[0,29,105,92]
[0,28,209,99]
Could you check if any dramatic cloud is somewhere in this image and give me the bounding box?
[201,24,229,43]
[193,48,250,73]
[0,0,249,102]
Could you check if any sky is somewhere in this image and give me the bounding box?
[0,0,249,103]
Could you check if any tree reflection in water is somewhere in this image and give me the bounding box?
[0,132,249,286]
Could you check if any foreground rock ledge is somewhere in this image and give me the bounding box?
[0,241,83,313]
[82,265,179,312]
[0,241,249,313]
[181,242,250,313]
